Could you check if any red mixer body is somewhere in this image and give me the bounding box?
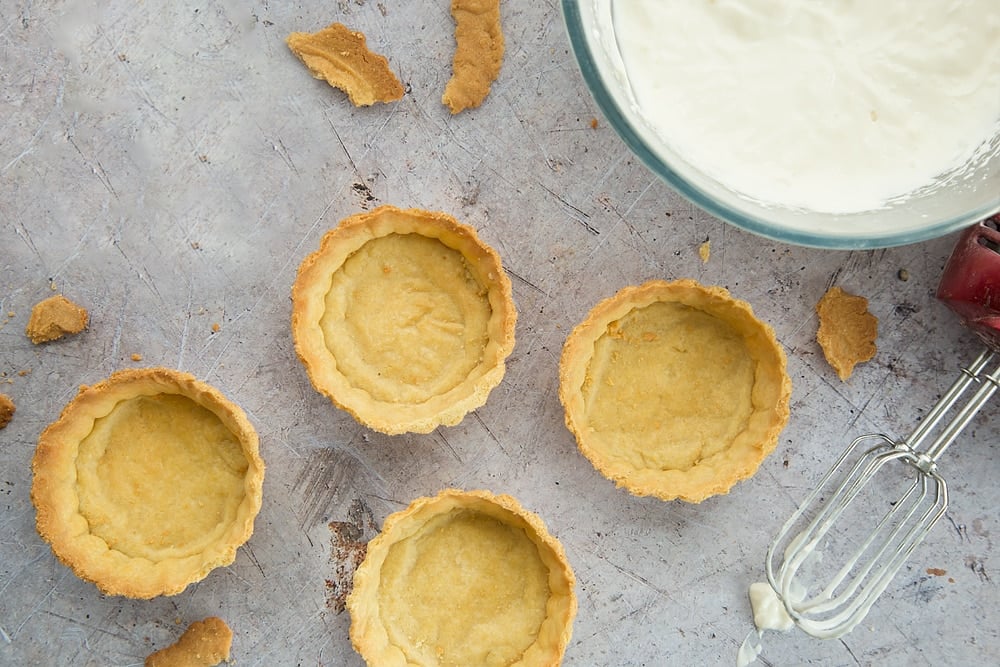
[936,215,1000,351]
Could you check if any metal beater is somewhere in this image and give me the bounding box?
[765,217,1000,639]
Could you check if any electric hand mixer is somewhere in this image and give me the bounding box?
[765,216,1000,639]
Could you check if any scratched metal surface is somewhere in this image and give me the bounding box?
[1,1,997,666]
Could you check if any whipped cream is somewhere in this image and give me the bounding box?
[749,581,795,632]
[736,582,797,667]
[612,0,1000,213]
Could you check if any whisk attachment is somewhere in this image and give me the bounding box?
[765,349,1000,639]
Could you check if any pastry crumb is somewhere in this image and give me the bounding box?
[26,295,89,344]
[0,393,14,429]
[698,240,711,263]
[590,117,599,129]
[442,0,504,113]
[131,353,144,362]
[211,323,221,333]
[816,286,878,381]
[286,22,404,106]
[145,617,232,667]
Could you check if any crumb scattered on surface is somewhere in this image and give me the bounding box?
[211,323,221,333]
[816,286,878,381]
[897,268,910,281]
[698,240,711,263]
[131,353,144,362]
[927,567,947,577]
[286,22,404,106]
[590,117,599,129]
[0,394,14,429]
[145,617,232,667]
[18,369,30,377]
[25,295,89,344]
[442,0,504,113]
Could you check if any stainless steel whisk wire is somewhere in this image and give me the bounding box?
[766,348,1000,638]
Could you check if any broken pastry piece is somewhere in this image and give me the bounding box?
[698,239,711,263]
[442,0,504,113]
[816,286,878,381]
[26,295,88,344]
[287,22,404,106]
[0,393,14,429]
[145,617,233,667]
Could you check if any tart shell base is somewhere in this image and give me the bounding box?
[347,489,576,666]
[291,205,517,435]
[31,367,265,598]
[559,279,791,503]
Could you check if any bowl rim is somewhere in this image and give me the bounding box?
[560,0,1000,249]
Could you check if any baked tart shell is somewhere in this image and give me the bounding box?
[347,488,576,666]
[31,367,265,598]
[559,279,791,503]
[291,205,517,435]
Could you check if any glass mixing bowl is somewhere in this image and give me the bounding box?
[562,0,1000,249]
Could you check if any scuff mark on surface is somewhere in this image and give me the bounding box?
[965,556,991,583]
[326,498,379,614]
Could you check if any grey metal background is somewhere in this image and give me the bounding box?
[1,1,996,665]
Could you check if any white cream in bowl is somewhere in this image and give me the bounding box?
[608,0,1000,215]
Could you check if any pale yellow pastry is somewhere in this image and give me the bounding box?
[698,239,711,263]
[347,489,576,666]
[31,368,265,598]
[559,279,791,503]
[145,616,233,667]
[442,0,504,113]
[26,294,88,343]
[816,286,878,381]
[0,393,14,429]
[291,205,516,435]
[287,22,404,106]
